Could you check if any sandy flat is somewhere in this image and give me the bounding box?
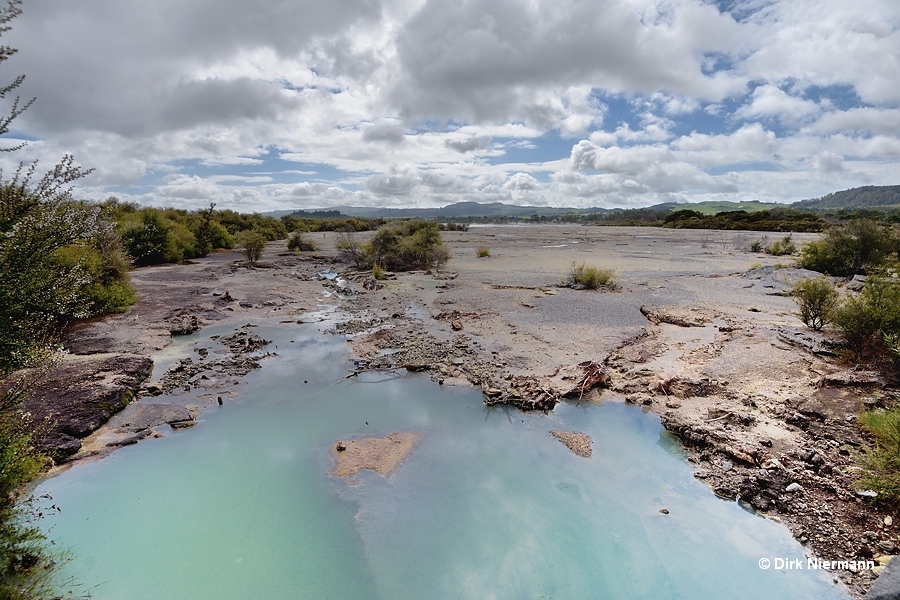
[331,432,423,478]
[550,430,592,458]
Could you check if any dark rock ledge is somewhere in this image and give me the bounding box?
[19,354,153,462]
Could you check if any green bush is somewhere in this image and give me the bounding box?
[859,407,900,502]
[237,231,267,265]
[121,210,181,266]
[765,234,796,256]
[792,277,838,330]
[372,263,386,280]
[476,246,490,258]
[336,232,366,268]
[287,233,318,252]
[832,275,900,354]
[562,262,617,290]
[349,220,450,271]
[799,219,898,276]
[749,238,765,253]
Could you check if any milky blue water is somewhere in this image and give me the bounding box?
[36,319,850,599]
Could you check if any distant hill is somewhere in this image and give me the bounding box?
[320,202,609,219]
[281,200,781,220]
[648,200,782,215]
[265,188,900,221]
[792,185,900,210]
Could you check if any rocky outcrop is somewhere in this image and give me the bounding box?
[640,305,709,327]
[22,354,152,462]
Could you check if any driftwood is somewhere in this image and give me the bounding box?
[564,361,611,399]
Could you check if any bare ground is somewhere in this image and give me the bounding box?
[56,225,899,598]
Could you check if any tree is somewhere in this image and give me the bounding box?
[238,231,266,264]
[792,277,838,331]
[799,219,898,277]
[121,210,176,266]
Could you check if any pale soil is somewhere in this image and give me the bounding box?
[331,432,423,479]
[61,225,899,598]
[549,430,592,458]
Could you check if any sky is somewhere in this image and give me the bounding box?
[1,0,899,212]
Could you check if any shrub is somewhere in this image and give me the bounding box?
[562,262,617,290]
[237,231,266,265]
[121,210,175,265]
[799,219,898,277]
[476,247,490,258]
[360,220,450,271]
[765,234,796,256]
[336,231,366,268]
[859,407,900,502]
[287,232,318,252]
[792,277,838,330]
[749,237,765,253]
[372,263,386,280]
[831,275,900,355]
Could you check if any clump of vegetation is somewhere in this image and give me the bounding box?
[281,212,384,233]
[831,275,900,356]
[372,263,386,280]
[749,238,765,253]
[663,208,827,232]
[799,219,899,277]
[475,246,490,258]
[237,231,267,265]
[562,262,617,290]
[0,2,112,595]
[859,407,900,503]
[337,220,450,272]
[792,277,838,330]
[287,232,318,252]
[765,234,797,256]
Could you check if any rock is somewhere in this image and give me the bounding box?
[107,403,193,431]
[880,541,897,553]
[659,508,670,515]
[721,460,733,472]
[786,482,803,493]
[169,313,201,335]
[451,320,463,331]
[858,490,880,499]
[17,354,153,462]
[847,274,867,292]
[887,517,894,527]
[821,369,885,387]
[639,305,708,327]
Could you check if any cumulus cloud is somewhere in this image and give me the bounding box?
[735,85,821,125]
[362,122,406,144]
[503,173,542,191]
[444,135,492,153]
[0,0,896,211]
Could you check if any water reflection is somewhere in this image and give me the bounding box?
[37,319,850,599]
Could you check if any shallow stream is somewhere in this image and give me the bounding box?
[37,319,849,599]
